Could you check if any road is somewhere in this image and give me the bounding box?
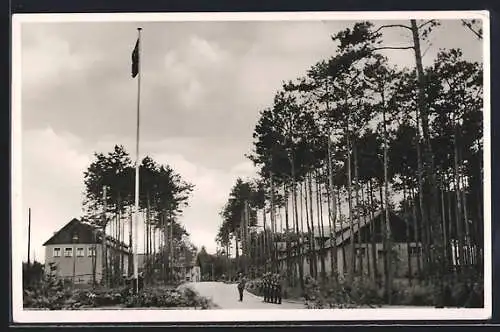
[182,281,305,309]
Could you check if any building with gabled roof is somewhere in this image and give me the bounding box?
[43,218,131,285]
[274,210,423,280]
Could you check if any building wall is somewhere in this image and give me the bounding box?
[44,243,104,284]
[322,242,423,278]
[283,242,423,280]
[45,243,132,284]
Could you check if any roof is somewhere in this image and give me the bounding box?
[273,210,413,250]
[43,218,129,249]
[324,210,410,248]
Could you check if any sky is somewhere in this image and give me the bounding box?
[16,15,484,263]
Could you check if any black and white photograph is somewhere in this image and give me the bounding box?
[11,11,491,323]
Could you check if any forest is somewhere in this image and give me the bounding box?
[216,20,484,306]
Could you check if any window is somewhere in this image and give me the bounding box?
[53,248,61,257]
[409,246,422,257]
[76,247,84,257]
[88,247,96,257]
[64,247,73,257]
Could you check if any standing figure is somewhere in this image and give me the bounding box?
[268,273,273,303]
[263,273,269,302]
[237,272,246,302]
[276,274,282,304]
[270,274,277,304]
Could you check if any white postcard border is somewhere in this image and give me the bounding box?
[11,10,492,323]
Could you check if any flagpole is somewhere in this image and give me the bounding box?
[133,27,142,293]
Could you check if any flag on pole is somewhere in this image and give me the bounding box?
[131,38,140,78]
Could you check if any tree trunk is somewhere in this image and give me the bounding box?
[411,187,422,278]
[262,206,268,272]
[440,174,449,274]
[460,157,471,269]
[353,142,363,278]
[102,187,108,288]
[403,182,413,285]
[325,172,335,281]
[302,182,312,277]
[243,201,250,276]
[452,119,465,275]
[284,183,293,287]
[163,212,168,283]
[361,183,372,280]
[382,90,393,304]
[92,226,97,287]
[235,229,240,274]
[411,19,444,286]
[270,171,278,272]
[327,140,338,281]
[304,173,316,278]
[338,186,347,275]
[118,209,123,284]
[169,215,174,282]
[414,93,429,276]
[346,137,355,280]
[308,173,317,279]
[291,172,304,290]
[316,168,327,281]
[153,226,156,282]
[369,179,379,284]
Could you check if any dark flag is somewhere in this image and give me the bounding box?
[131,38,139,78]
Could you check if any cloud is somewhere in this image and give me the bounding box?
[187,35,228,66]
[21,127,90,262]
[149,152,257,253]
[19,128,257,260]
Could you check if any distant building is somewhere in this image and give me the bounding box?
[169,245,200,282]
[43,218,131,284]
[135,246,201,282]
[175,256,201,282]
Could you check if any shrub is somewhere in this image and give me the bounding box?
[393,283,436,306]
[123,287,214,309]
[303,276,385,308]
[24,265,215,310]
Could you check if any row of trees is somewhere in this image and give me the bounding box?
[82,145,195,287]
[217,20,484,302]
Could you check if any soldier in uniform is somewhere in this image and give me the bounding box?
[270,274,277,304]
[260,274,266,302]
[237,272,247,302]
[263,273,269,303]
[266,273,272,303]
[276,274,282,304]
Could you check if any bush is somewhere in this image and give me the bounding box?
[303,276,386,309]
[24,263,215,310]
[393,283,436,306]
[123,287,214,309]
[25,285,215,310]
